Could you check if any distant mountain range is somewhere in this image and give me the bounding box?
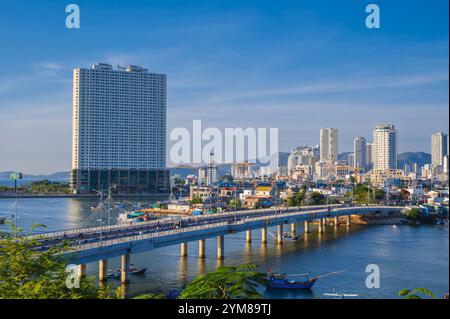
[0,151,431,181]
[0,171,69,180]
[398,152,431,168]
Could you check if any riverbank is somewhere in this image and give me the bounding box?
[0,193,170,199]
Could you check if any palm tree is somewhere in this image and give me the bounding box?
[398,288,437,299]
[179,264,267,299]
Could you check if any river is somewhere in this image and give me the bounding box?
[0,197,448,299]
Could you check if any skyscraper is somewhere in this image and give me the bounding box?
[431,132,448,167]
[366,142,374,170]
[206,152,218,186]
[373,124,398,170]
[353,137,366,170]
[319,128,338,162]
[70,63,169,194]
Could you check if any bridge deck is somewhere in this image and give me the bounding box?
[47,205,402,264]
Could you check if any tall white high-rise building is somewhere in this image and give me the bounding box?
[320,128,338,162]
[206,152,218,186]
[431,132,448,167]
[373,124,398,170]
[70,63,169,194]
[353,137,367,170]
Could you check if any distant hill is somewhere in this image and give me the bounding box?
[337,151,431,168]
[398,152,431,168]
[0,171,69,180]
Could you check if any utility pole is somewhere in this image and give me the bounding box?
[9,172,22,237]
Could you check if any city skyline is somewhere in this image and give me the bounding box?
[0,0,449,174]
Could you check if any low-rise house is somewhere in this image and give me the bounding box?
[190,185,213,201]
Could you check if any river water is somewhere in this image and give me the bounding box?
[0,197,448,299]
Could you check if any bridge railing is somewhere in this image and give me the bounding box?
[34,205,399,240]
[31,204,341,239]
[72,221,229,252]
[66,205,402,252]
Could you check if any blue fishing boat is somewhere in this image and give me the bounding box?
[267,272,317,290]
[266,269,345,290]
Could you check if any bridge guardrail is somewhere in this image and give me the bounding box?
[35,205,400,241]
[31,204,343,239]
[73,221,229,252]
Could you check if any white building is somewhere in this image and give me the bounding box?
[198,167,207,185]
[70,63,169,194]
[206,152,218,186]
[431,132,448,167]
[353,137,366,170]
[287,146,319,177]
[373,124,398,170]
[320,128,338,162]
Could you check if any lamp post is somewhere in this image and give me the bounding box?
[9,172,22,237]
[94,190,104,245]
[107,184,116,227]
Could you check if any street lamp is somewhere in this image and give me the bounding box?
[9,172,22,236]
[107,184,117,227]
[94,190,104,245]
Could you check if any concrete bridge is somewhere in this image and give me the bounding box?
[33,205,403,283]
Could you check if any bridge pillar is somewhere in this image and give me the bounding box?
[346,215,351,227]
[245,230,252,243]
[322,218,327,233]
[121,253,130,284]
[217,236,224,259]
[181,242,188,257]
[77,264,87,278]
[318,219,323,234]
[261,227,267,243]
[290,223,296,237]
[198,239,206,258]
[99,259,108,282]
[304,221,309,233]
[277,225,283,245]
[334,216,339,227]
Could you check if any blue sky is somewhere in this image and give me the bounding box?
[0,0,448,173]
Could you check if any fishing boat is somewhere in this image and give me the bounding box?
[267,271,317,290]
[107,265,147,279]
[266,269,345,290]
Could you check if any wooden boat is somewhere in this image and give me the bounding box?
[267,272,317,290]
[266,269,345,290]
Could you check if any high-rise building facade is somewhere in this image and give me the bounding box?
[206,152,218,186]
[366,142,374,170]
[431,132,448,167]
[373,124,398,170]
[353,137,366,170]
[70,63,169,194]
[319,128,338,162]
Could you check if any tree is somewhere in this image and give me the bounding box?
[189,196,203,205]
[295,189,306,206]
[0,223,116,299]
[179,264,267,299]
[229,198,241,210]
[286,196,296,207]
[303,192,326,206]
[399,288,437,299]
[404,208,422,220]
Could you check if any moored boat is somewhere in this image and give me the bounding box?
[267,272,317,290]
[266,269,345,290]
